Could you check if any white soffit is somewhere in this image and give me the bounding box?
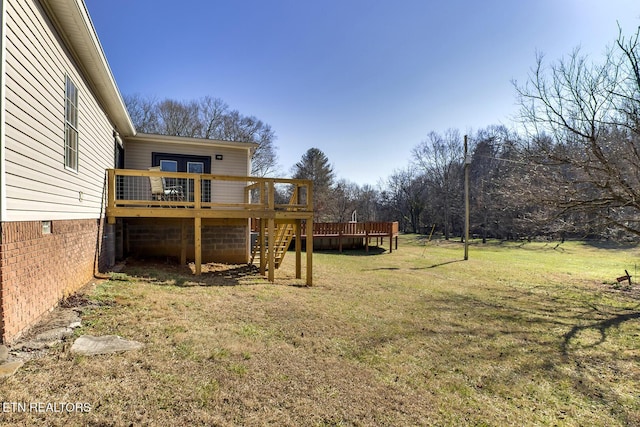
[41,0,135,136]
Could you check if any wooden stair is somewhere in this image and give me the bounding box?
[250,187,301,270]
[251,222,295,269]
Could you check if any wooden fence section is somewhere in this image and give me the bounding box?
[300,221,399,253]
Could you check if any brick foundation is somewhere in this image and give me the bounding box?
[0,219,110,343]
[122,218,249,264]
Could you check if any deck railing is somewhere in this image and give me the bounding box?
[301,221,399,237]
[106,169,313,213]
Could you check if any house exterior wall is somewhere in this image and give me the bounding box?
[4,0,116,222]
[124,137,252,204]
[0,0,119,342]
[0,219,107,342]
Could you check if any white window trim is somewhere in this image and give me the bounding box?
[64,75,79,172]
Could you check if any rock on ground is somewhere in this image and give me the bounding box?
[0,361,23,378]
[70,335,144,356]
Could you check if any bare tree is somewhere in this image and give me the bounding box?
[124,95,280,177]
[354,184,379,222]
[198,96,228,139]
[124,94,159,133]
[329,179,359,223]
[515,26,640,237]
[380,167,428,233]
[412,129,464,239]
[156,99,201,137]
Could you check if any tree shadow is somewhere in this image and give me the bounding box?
[421,259,465,269]
[580,240,640,250]
[561,310,640,356]
[362,259,464,271]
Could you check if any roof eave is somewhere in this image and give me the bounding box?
[41,0,135,136]
[127,133,259,152]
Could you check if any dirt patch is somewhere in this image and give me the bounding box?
[121,257,264,286]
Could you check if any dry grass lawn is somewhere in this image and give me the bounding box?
[1,235,639,426]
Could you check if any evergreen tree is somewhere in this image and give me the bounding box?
[291,148,335,221]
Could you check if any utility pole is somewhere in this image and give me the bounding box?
[464,135,470,260]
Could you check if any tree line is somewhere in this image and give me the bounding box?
[126,25,640,241]
[125,94,279,177]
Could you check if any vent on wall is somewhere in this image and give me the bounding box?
[42,221,52,235]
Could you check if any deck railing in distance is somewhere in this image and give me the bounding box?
[299,221,399,253]
[301,221,399,237]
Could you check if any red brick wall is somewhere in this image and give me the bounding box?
[123,218,249,264]
[0,219,105,343]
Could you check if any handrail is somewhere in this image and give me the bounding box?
[106,168,313,213]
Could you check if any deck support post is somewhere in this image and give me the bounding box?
[194,217,202,275]
[267,218,275,282]
[306,218,313,286]
[295,219,302,279]
[365,224,369,253]
[107,170,116,224]
[259,219,266,276]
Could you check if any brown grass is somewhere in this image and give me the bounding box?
[1,236,639,426]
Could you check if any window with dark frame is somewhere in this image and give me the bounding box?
[64,76,79,171]
[152,153,212,203]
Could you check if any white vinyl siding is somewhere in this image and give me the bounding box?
[124,138,252,204]
[3,0,117,221]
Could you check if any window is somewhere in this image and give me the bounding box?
[64,76,79,171]
[152,153,211,173]
[152,153,212,202]
[159,160,178,172]
[187,162,204,174]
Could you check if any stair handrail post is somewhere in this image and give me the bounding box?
[260,180,267,208]
[307,181,313,213]
[268,179,275,210]
[107,169,116,209]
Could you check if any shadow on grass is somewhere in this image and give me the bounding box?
[561,310,640,356]
[421,259,465,269]
[362,259,464,271]
[314,246,388,256]
[580,240,640,250]
[119,257,267,287]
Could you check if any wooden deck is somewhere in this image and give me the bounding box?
[105,169,314,285]
[301,222,399,252]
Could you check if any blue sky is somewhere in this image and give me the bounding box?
[85,0,639,186]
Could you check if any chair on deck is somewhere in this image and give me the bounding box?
[148,166,184,202]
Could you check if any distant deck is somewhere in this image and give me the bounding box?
[301,221,399,252]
